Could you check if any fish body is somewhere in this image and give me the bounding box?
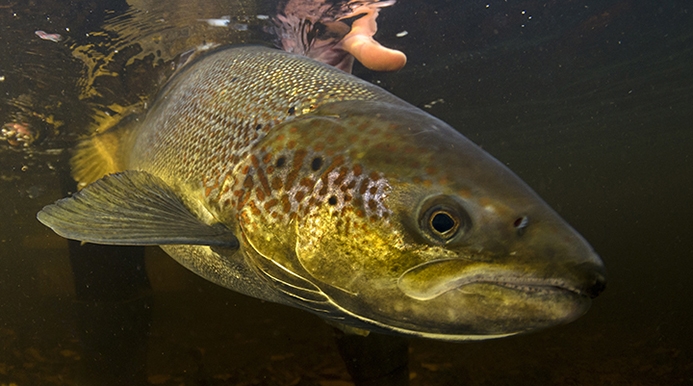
[38,46,606,340]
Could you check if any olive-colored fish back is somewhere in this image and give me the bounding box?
[126,46,405,186]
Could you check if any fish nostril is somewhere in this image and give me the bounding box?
[586,274,607,299]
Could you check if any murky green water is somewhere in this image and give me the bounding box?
[1,0,691,385]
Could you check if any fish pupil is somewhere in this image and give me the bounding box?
[311,157,323,171]
[430,211,457,235]
[328,196,338,206]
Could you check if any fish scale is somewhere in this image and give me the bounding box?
[129,46,404,188]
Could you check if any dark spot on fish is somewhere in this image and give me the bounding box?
[255,124,262,131]
[276,156,286,168]
[311,157,323,171]
[287,106,296,115]
[328,196,338,206]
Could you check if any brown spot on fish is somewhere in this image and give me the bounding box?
[256,187,266,202]
[358,180,368,195]
[300,177,315,188]
[286,149,307,189]
[238,190,252,210]
[256,167,271,197]
[264,198,279,211]
[248,200,261,216]
[334,166,348,187]
[243,174,254,190]
[319,180,329,196]
[271,176,283,191]
[458,189,472,199]
[262,153,272,164]
[281,194,291,213]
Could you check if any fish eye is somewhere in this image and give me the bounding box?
[418,196,471,244]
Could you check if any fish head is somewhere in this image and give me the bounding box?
[243,100,606,341]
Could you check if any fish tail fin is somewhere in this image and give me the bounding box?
[71,112,140,189]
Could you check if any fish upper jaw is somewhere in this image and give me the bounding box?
[396,257,606,302]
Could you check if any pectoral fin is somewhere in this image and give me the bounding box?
[37,170,238,248]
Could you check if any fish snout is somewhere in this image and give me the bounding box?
[575,259,607,299]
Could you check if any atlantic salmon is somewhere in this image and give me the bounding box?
[38,46,606,340]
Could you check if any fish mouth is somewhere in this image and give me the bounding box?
[397,258,591,301]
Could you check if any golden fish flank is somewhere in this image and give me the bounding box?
[38,46,606,341]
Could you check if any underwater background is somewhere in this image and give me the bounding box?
[1,0,691,385]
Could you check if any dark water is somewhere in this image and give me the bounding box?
[1,0,692,385]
